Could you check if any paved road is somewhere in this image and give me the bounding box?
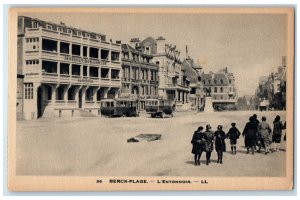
[16,110,286,177]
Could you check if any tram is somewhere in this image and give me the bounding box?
[100,99,138,117]
[145,98,174,118]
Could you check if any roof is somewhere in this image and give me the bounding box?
[121,43,154,58]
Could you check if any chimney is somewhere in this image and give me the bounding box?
[156,36,166,54]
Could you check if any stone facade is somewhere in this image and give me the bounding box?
[135,37,190,107]
[256,57,286,110]
[120,43,159,110]
[18,16,122,120]
[202,68,237,109]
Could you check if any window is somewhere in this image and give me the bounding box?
[32,21,38,28]
[208,80,211,84]
[24,83,33,99]
[111,52,120,62]
[60,42,70,54]
[47,25,53,30]
[72,44,81,56]
[111,69,120,79]
[83,46,87,57]
[221,79,223,84]
[229,79,232,84]
[220,87,223,92]
[42,38,58,52]
[214,87,217,93]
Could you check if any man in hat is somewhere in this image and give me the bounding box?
[214,125,226,164]
[204,124,214,165]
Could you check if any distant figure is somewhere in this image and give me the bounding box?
[204,124,214,165]
[242,117,258,154]
[226,122,241,154]
[214,125,226,164]
[272,115,284,152]
[258,116,272,155]
[191,126,205,166]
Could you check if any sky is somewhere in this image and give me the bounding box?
[21,12,288,96]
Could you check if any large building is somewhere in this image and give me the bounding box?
[131,37,190,107]
[255,57,286,110]
[182,57,205,111]
[202,68,237,110]
[17,16,122,120]
[120,43,159,110]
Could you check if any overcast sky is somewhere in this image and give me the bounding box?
[21,12,288,96]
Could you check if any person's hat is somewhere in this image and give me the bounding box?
[217,125,223,130]
[206,124,212,130]
[231,122,236,126]
[197,126,204,131]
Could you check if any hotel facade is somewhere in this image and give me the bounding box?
[120,43,159,110]
[202,68,237,109]
[17,16,122,120]
[131,37,190,108]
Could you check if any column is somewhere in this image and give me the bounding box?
[51,84,58,105]
[69,42,72,55]
[57,41,60,54]
[64,85,71,103]
[57,61,60,76]
[74,86,81,107]
[81,86,88,109]
[86,46,90,58]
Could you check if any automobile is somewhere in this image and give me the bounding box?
[100,98,138,117]
[145,98,174,118]
[259,99,269,111]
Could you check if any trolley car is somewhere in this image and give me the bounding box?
[100,99,138,117]
[145,99,174,118]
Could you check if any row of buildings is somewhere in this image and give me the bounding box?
[16,16,238,120]
[255,57,287,110]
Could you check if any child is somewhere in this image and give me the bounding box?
[226,122,241,154]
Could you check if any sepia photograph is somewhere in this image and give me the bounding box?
[8,7,294,191]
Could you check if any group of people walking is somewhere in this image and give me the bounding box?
[243,114,286,155]
[191,114,286,166]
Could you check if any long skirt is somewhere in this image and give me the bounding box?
[244,134,256,147]
[272,134,282,143]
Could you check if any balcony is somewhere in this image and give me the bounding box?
[41,72,58,83]
[110,61,121,69]
[41,50,58,60]
[60,74,70,82]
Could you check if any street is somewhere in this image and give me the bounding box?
[16,110,286,177]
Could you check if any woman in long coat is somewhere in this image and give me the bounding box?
[203,124,214,165]
[272,115,284,152]
[214,125,226,164]
[258,116,272,154]
[191,126,205,166]
[242,116,258,154]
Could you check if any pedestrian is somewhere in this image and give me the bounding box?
[214,125,226,164]
[226,122,241,154]
[242,116,258,154]
[191,126,205,166]
[203,124,214,165]
[258,116,272,155]
[272,115,284,152]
